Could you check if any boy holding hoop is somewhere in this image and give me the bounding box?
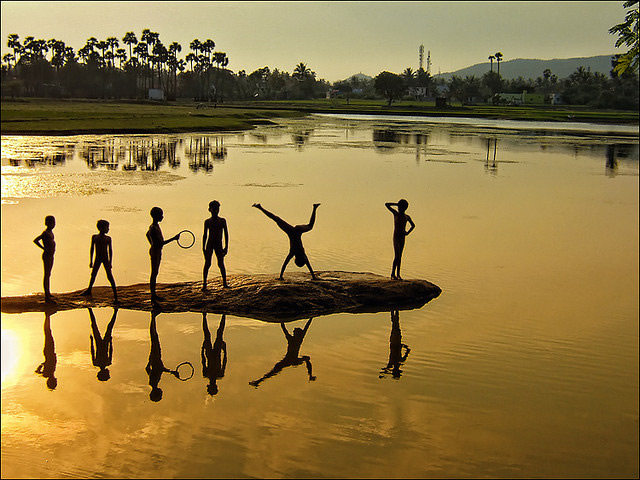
[147,207,179,305]
[202,200,229,290]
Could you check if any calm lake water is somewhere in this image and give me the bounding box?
[1,114,638,479]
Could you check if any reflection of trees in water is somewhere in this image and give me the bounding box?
[79,137,181,171]
[485,137,498,175]
[291,130,312,149]
[186,136,227,172]
[11,143,75,167]
[373,129,430,156]
[606,143,639,177]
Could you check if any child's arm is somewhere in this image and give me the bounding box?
[89,236,96,267]
[33,232,45,250]
[107,236,113,267]
[202,220,209,253]
[385,202,398,214]
[163,233,179,246]
[222,220,229,254]
[405,215,416,236]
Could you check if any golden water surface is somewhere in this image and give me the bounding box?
[1,115,638,478]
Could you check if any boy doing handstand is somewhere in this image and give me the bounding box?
[253,203,320,280]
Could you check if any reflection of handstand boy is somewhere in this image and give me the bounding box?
[35,310,57,390]
[33,215,56,303]
[202,313,227,395]
[81,219,118,301]
[89,307,118,381]
[249,318,316,387]
[252,203,319,280]
[385,199,416,280]
[202,201,229,290]
[379,310,410,379]
[146,207,179,304]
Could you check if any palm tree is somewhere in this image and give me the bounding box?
[293,62,312,81]
[401,67,415,88]
[106,37,119,68]
[609,0,639,74]
[7,34,22,65]
[122,32,137,62]
[495,52,503,76]
[213,51,227,102]
[488,55,495,72]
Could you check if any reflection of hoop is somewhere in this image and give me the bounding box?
[174,362,194,381]
[177,230,195,249]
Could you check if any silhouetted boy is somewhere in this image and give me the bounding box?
[252,203,320,280]
[81,219,118,301]
[202,200,229,290]
[385,199,415,280]
[201,313,227,395]
[89,307,118,382]
[35,309,57,390]
[146,207,179,305]
[146,309,172,402]
[249,318,316,387]
[33,215,56,303]
[379,310,410,379]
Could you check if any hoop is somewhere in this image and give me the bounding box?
[177,230,195,249]
[173,361,194,381]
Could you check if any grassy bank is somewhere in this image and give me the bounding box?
[0,98,305,135]
[1,97,637,135]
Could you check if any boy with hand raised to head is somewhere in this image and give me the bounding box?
[385,199,415,280]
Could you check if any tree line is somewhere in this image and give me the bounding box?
[1,0,638,110]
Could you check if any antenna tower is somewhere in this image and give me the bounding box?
[426,50,432,75]
[419,45,424,70]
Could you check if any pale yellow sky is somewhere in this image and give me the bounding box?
[0,1,629,82]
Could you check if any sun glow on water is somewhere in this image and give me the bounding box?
[1,326,23,390]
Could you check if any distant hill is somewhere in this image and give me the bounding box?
[433,55,616,81]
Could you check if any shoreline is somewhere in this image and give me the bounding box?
[1,98,638,136]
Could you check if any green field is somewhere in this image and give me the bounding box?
[1,97,637,135]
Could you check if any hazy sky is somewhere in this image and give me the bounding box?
[0,1,628,82]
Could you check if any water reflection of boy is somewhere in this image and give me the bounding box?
[88,307,118,382]
[81,219,118,302]
[379,310,410,379]
[249,318,316,387]
[201,313,227,395]
[33,215,56,303]
[146,207,179,305]
[385,200,415,280]
[146,310,173,402]
[252,203,320,280]
[35,309,57,390]
[202,200,229,290]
